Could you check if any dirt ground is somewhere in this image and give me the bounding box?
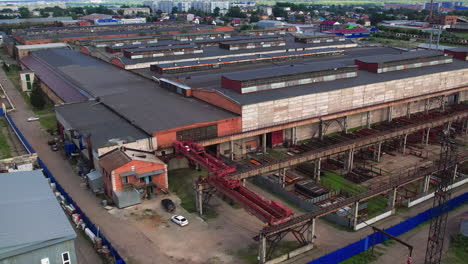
[109,192,264,264]
[373,204,468,264]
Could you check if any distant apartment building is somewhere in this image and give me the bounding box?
[174,1,192,12]
[210,1,230,13]
[148,1,230,14]
[384,3,424,10]
[260,6,273,16]
[157,1,175,13]
[192,1,211,13]
[110,7,151,16]
[230,1,256,8]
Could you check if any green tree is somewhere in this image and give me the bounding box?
[213,7,220,17]
[30,81,46,110]
[19,7,30,18]
[227,7,245,18]
[172,7,178,14]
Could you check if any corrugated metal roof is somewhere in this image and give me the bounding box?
[113,189,141,208]
[20,55,91,103]
[30,48,237,134]
[0,17,73,24]
[223,62,353,82]
[220,38,283,45]
[98,148,131,172]
[0,170,76,259]
[183,47,468,105]
[125,44,197,53]
[356,50,445,64]
[16,43,69,50]
[156,48,339,69]
[55,100,149,150]
[446,47,468,53]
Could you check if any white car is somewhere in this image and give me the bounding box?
[171,215,189,227]
[27,116,40,122]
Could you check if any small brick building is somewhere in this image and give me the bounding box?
[99,147,168,208]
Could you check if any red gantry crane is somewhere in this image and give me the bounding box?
[175,140,293,225]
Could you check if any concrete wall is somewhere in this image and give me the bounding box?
[292,97,445,142]
[0,239,76,264]
[241,69,468,131]
[220,135,259,160]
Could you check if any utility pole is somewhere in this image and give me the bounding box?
[424,127,457,264]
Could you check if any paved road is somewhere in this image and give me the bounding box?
[284,185,468,264]
[375,204,468,264]
[0,68,174,264]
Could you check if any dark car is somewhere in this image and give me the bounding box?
[50,143,59,151]
[161,199,176,212]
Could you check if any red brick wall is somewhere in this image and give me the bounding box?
[112,160,167,191]
[110,57,126,68]
[80,46,91,55]
[154,117,241,147]
[191,88,241,114]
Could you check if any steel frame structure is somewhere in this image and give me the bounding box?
[424,129,457,264]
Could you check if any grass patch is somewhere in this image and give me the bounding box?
[230,241,302,264]
[168,168,218,219]
[0,119,12,159]
[382,239,396,247]
[38,115,57,132]
[320,171,367,195]
[339,249,382,264]
[266,148,289,160]
[366,195,389,217]
[445,234,468,264]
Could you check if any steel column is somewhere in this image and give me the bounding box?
[424,98,430,114]
[343,115,349,134]
[420,175,431,194]
[306,218,317,244]
[377,142,382,162]
[195,183,204,215]
[259,235,267,264]
[345,148,354,172]
[387,106,393,122]
[402,134,408,154]
[366,111,372,128]
[352,201,359,229]
[262,133,267,153]
[319,119,324,140]
[388,187,398,214]
[230,140,235,160]
[440,95,446,111]
[425,128,431,145]
[314,158,321,181]
[406,102,412,118]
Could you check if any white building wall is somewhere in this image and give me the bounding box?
[241,69,468,131]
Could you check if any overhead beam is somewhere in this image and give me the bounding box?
[230,111,467,180]
[197,86,468,147]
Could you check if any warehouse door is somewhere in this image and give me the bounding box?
[268,130,284,148]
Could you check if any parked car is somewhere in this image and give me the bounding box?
[50,143,59,151]
[171,215,188,226]
[161,199,176,212]
[27,116,39,122]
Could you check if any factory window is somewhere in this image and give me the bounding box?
[62,252,70,264]
[177,125,218,141]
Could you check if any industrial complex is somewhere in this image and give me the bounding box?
[0,18,465,264]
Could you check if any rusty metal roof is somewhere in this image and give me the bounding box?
[98,148,131,172]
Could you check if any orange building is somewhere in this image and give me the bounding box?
[99,147,168,208]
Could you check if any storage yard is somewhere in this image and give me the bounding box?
[7,21,468,264]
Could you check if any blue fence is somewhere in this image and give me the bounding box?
[308,192,468,264]
[3,112,126,264]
